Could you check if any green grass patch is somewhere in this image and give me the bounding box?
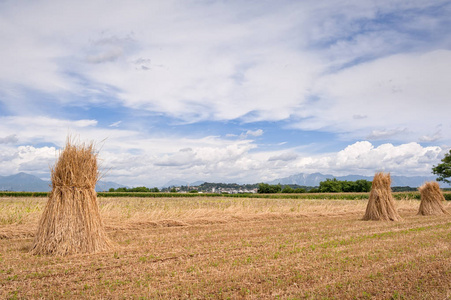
[2,190,450,201]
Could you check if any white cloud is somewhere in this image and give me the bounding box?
[0,130,445,186]
[89,140,450,186]
[0,116,139,156]
[0,145,56,177]
[100,137,259,185]
[419,131,442,143]
[154,148,199,167]
[109,121,122,128]
[366,128,408,140]
[86,47,124,64]
[296,141,444,177]
[240,129,263,138]
[0,0,321,121]
[0,1,450,185]
[0,134,18,144]
[295,50,451,142]
[0,1,449,140]
[268,152,298,162]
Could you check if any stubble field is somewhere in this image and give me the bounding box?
[1,196,451,299]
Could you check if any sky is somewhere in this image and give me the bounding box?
[0,0,450,187]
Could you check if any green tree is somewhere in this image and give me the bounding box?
[341,180,354,192]
[273,184,282,193]
[281,186,294,193]
[354,179,372,192]
[309,187,320,193]
[317,178,371,193]
[257,183,282,193]
[129,186,150,192]
[319,178,342,193]
[432,150,451,185]
[258,183,270,193]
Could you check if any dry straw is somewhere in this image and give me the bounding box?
[31,138,113,255]
[363,172,401,221]
[418,181,449,216]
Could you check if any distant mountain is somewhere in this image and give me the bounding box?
[5,172,441,192]
[268,172,440,187]
[0,173,126,192]
[268,172,331,186]
[163,179,189,188]
[96,181,128,192]
[0,172,50,192]
[162,180,206,188]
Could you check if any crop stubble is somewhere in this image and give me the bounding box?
[1,196,451,299]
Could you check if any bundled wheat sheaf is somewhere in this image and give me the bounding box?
[31,139,112,255]
[363,172,401,221]
[418,181,449,216]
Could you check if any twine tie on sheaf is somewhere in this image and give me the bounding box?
[54,185,95,190]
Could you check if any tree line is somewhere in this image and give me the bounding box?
[257,183,307,194]
[258,179,372,194]
[109,186,160,193]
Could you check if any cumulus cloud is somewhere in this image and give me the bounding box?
[0,135,445,186]
[100,140,449,185]
[101,138,259,185]
[297,141,443,177]
[0,145,56,177]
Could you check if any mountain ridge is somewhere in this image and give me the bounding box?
[0,172,444,192]
[0,172,126,192]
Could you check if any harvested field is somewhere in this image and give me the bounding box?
[1,196,451,299]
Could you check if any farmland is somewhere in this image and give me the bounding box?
[1,196,451,299]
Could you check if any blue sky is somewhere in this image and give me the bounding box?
[0,0,450,187]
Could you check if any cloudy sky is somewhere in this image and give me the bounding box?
[1,0,450,187]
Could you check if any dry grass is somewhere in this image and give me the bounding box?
[363,172,401,221]
[31,139,112,256]
[1,196,451,299]
[418,181,449,216]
